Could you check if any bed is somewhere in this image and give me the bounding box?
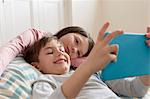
[0,56,149,99]
[0,56,40,98]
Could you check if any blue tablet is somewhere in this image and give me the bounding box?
[101,32,150,81]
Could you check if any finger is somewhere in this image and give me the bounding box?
[103,44,118,60]
[145,33,150,38]
[147,26,150,33]
[109,54,117,62]
[97,22,110,41]
[109,44,119,62]
[104,30,123,44]
[108,44,119,55]
[146,40,150,46]
[109,44,119,55]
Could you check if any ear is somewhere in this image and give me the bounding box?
[31,62,40,69]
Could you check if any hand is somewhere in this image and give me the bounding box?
[139,75,150,86]
[145,26,150,46]
[86,22,123,73]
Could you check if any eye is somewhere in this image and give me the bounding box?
[47,52,53,54]
[75,38,79,45]
[77,50,80,57]
[47,50,53,54]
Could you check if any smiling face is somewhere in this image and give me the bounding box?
[59,33,89,59]
[34,39,70,75]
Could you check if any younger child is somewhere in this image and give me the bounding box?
[24,36,70,75]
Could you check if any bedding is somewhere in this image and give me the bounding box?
[0,28,47,76]
[0,56,40,99]
[0,56,149,99]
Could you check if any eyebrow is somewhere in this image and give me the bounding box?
[44,45,63,50]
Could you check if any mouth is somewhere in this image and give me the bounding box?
[54,58,67,64]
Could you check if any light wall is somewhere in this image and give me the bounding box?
[71,0,150,40]
[72,0,101,40]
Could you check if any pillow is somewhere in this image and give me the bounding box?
[0,28,47,76]
[0,56,41,98]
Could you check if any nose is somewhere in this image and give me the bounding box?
[71,47,77,54]
[55,48,63,56]
[70,47,79,58]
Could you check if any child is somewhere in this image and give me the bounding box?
[23,31,124,98]
[24,36,71,75]
[0,22,149,98]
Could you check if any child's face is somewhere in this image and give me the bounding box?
[59,33,89,59]
[35,39,70,74]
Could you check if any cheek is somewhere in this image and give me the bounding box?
[61,37,73,46]
[39,60,53,71]
[39,56,52,66]
[70,54,77,59]
[66,55,71,65]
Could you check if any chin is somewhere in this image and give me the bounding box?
[62,66,70,74]
[56,65,70,74]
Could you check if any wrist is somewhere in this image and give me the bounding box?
[139,75,150,86]
[79,59,96,75]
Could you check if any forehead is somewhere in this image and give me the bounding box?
[45,39,63,48]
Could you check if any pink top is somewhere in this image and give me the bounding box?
[0,28,47,76]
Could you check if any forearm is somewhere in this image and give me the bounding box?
[61,60,94,98]
[106,77,149,97]
[139,75,150,86]
[0,28,46,76]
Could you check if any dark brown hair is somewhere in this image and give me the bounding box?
[54,26,95,57]
[23,36,58,64]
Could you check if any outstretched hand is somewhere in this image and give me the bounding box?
[86,22,123,73]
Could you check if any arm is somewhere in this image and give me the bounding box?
[105,77,149,97]
[139,75,150,86]
[61,22,123,98]
[0,28,47,76]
